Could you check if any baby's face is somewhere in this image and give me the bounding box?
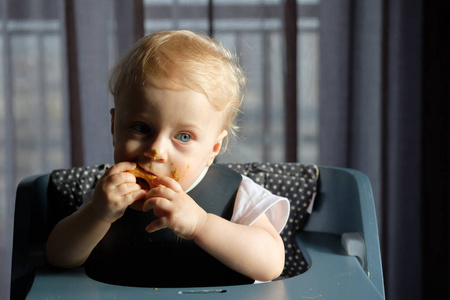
[111,85,227,190]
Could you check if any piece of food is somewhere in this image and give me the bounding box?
[127,165,157,190]
[127,165,157,211]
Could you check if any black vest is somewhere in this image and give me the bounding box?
[85,164,254,287]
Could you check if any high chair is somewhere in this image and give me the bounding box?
[11,163,385,299]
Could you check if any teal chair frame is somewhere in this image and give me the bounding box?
[11,165,385,299]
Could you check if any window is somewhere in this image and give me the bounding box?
[0,0,68,230]
[144,0,320,163]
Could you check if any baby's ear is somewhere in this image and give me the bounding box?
[206,130,228,166]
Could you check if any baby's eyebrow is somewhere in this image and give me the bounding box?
[178,123,205,134]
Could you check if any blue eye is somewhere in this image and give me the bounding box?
[132,124,151,134]
[176,133,191,143]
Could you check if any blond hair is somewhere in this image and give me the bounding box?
[109,30,246,149]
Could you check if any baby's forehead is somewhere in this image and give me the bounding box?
[117,83,225,110]
[115,86,228,130]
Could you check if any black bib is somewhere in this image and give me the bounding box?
[85,164,254,287]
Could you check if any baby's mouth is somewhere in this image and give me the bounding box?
[130,165,157,191]
[136,177,150,191]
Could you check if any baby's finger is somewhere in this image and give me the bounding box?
[100,162,137,186]
[116,182,142,195]
[145,217,169,233]
[106,161,137,176]
[145,184,178,200]
[151,176,183,192]
[142,196,173,213]
[123,187,148,206]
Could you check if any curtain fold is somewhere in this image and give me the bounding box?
[65,0,143,166]
[65,0,82,166]
[383,1,423,299]
[283,0,298,162]
[66,0,113,166]
[319,0,352,167]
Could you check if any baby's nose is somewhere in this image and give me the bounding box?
[149,149,158,160]
[144,134,169,162]
[144,148,164,162]
[144,143,168,162]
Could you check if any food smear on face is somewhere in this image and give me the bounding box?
[171,165,189,181]
[151,149,158,160]
[171,169,180,181]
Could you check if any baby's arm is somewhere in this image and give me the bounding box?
[194,211,285,282]
[143,177,285,282]
[46,162,147,268]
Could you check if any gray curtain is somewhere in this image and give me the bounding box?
[321,0,450,299]
[320,0,425,299]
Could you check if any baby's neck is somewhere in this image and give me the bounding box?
[185,167,209,193]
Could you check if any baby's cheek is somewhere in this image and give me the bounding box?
[114,141,141,162]
[172,165,197,190]
[171,165,190,182]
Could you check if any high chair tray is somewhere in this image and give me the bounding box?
[26,232,383,300]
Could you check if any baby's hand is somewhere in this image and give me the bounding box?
[91,162,147,223]
[142,177,207,240]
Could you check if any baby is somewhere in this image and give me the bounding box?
[46,30,290,287]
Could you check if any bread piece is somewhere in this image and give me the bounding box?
[127,165,157,211]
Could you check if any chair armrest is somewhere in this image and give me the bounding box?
[11,174,50,300]
[295,231,385,299]
[350,169,385,295]
[308,166,385,296]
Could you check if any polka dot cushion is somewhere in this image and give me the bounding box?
[224,162,319,277]
[48,162,319,278]
[48,164,109,221]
